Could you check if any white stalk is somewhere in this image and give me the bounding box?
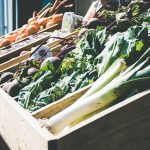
[48,82,118,134]
[47,58,147,134]
[78,59,127,101]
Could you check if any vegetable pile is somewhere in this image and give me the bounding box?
[0,0,74,48]
[0,0,149,133]
[18,20,150,112]
[48,47,150,134]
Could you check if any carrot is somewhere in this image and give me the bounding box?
[1,39,11,47]
[52,14,63,24]
[26,25,38,35]
[28,17,36,24]
[40,25,45,30]
[30,21,40,29]
[37,18,49,26]
[15,33,28,41]
[46,21,55,28]
[5,35,16,42]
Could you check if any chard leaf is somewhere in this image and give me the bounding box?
[136,41,144,51]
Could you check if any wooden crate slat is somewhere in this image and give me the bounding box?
[0,88,55,150]
[0,31,78,72]
[55,91,150,150]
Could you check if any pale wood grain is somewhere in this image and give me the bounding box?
[0,88,55,150]
[56,90,150,150]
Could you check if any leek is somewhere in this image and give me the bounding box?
[78,59,127,101]
[48,58,150,134]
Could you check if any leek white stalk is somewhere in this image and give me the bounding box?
[47,59,127,134]
[48,83,118,134]
[47,57,149,134]
[78,59,127,101]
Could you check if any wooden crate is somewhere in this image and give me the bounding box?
[0,31,150,149]
[0,31,78,72]
[0,84,150,150]
[0,24,61,64]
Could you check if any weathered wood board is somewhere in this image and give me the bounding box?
[0,84,150,150]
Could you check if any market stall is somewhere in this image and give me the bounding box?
[0,0,150,150]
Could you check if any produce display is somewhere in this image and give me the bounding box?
[0,14,63,48]
[0,0,74,54]
[0,0,150,135]
[0,32,52,56]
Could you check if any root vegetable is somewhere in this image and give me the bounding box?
[46,21,55,28]
[0,39,11,47]
[5,35,16,42]
[40,25,44,30]
[28,17,36,24]
[0,43,2,48]
[0,72,14,84]
[7,79,22,97]
[28,67,38,76]
[30,21,40,29]
[26,25,38,35]
[15,33,28,41]
[2,82,11,93]
[52,14,63,24]
[37,18,49,26]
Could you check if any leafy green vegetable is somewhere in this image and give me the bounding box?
[47,50,150,134]
[95,25,150,75]
[18,28,107,111]
[18,24,150,112]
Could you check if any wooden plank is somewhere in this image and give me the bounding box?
[0,88,55,150]
[46,31,78,48]
[0,24,60,64]
[55,90,150,150]
[0,44,62,72]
